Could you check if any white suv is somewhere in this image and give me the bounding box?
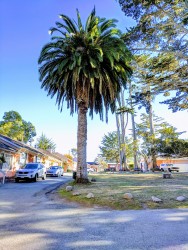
[160,163,179,172]
[87,168,94,173]
[15,163,46,182]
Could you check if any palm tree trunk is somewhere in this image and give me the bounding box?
[76,103,89,183]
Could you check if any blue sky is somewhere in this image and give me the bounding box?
[0,0,187,161]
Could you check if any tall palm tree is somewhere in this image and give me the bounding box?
[38,9,132,183]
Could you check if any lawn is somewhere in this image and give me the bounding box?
[58,172,188,210]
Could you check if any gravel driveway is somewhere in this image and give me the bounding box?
[0,174,188,250]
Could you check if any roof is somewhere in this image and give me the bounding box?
[0,134,74,163]
[36,148,63,162]
[87,162,99,165]
[0,134,21,152]
[0,134,44,156]
[0,141,17,153]
[53,152,70,162]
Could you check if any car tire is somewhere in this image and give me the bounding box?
[42,174,46,180]
[33,174,37,182]
[15,178,19,183]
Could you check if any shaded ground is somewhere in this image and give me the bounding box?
[0,174,188,249]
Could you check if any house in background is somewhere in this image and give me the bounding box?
[156,157,188,172]
[87,162,99,172]
[0,134,45,178]
[105,162,120,172]
[139,156,188,172]
[0,134,76,181]
[36,148,62,169]
[54,152,74,172]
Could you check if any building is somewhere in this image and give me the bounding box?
[157,157,188,172]
[87,162,99,172]
[0,134,71,180]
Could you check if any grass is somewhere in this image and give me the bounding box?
[58,172,188,210]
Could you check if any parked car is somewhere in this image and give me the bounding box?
[46,166,63,177]
[160,163,179,172]
[87,168,94,173]
[104,167,116,172]
[134,167,142,172]
[15,163,46,182]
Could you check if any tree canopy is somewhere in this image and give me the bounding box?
[0,111,36,143]
[36,133,56,151]
[119,0,188,112]
[136,113,187,160]
[38,8,132,121]
[99,131,133,163]
[119,0,188,60]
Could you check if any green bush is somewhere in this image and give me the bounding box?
[128,163,134,170]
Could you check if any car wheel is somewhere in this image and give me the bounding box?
[15,178,19,183]
[33,174,37,182]
[42,174,46,180]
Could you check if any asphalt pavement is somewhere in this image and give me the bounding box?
[0,174,188,250]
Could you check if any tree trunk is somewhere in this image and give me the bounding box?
[116,113,123,171]
[131,112,138,169]
[116,91,129,171]
[129,82,138,169]
[143,156,149,172]
[120,111,129,171]
[148,103,157,169]
[76,103,89,183]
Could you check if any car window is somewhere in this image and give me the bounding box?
[25,164,38,169]
[50,167,58,169]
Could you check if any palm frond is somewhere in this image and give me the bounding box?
[58,14,77,33]
[38,8,132,120]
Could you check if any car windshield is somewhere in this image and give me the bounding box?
[24,164,38,169]
[50,167,58,169]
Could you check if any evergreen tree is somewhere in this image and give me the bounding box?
[99,131,133,164]
[119,0,188,111]
[36,133,56,151]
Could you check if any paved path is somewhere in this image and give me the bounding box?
[0,175,188,250]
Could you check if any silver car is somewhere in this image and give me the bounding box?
[46,166,64,177]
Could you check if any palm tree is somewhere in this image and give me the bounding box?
[36,133,56,152]
[38,9,132,183]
